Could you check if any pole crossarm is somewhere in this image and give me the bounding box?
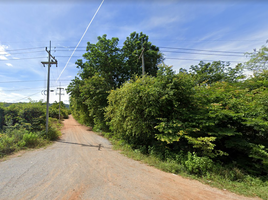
[41,61,57,65]
[56,87,65,95]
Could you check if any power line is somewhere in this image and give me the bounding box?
[165,57,244,62]
[0,80,72,83]
[0,47,44,52]
[161,50,244,57]
[14,91,41,102]
[1,88,44,92]
[3,51,45,55]
[159,47,245,54]
[54,49,86,52]
[56,0,105,82]
[55,46,246,54]
[0,57,47,61]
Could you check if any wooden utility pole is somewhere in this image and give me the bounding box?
[41,41,57,136]
[139,38,145,76]
[57,82,64,122]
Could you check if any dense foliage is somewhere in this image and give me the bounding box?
[67,32,163,130]
[105,64,268,176]
[67,32,268,194]
[0,101,68,157]
[49,101,70,119]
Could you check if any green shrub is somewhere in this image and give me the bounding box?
[184,152,213,175]
[23,132,39,147]
[46,118,61,140]
[49,101,69,120]
[0,134,16,156]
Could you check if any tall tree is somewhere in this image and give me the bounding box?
[122,31,163,78]
[67,32,163,129]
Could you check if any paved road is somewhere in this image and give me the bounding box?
[0,116,259,200]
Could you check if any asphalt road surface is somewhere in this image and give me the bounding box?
[0,116,260,200]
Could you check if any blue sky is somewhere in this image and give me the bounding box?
[0,0,267,104]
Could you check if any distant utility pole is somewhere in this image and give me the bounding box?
[41,41,57,136]
[56,82,64,122]
[139,38,145,76]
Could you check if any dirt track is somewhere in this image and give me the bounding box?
[0,116,260,200]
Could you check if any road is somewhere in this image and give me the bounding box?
[0,116,260,200]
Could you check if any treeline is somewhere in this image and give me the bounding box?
[0,101,69,157]
[67,32,268,178]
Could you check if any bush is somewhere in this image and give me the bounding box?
[184,152,213,175]
[49,101,69,120]
[0,134,16,156]
[23,132,39,147]
[46,118,61,140]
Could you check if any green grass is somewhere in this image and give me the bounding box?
[97,131,268,200]
[0,118,62,159]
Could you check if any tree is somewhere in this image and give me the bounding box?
[0,104,4,130]
[122,31,163,77]
[245,45,268,71]
[76,34,124,88]
[67,32,163,129]
[49,101,69,119]
[189,61,245,85]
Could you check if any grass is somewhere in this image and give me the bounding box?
[0,117,63,160]
[96,131,268,200]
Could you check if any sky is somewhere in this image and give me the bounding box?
[0,0,267,104]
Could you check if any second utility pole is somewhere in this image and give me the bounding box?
[57,82,64,122]
[41,41,57,136]
[139,38,145,76]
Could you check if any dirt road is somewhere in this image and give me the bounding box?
[0,116,259,200]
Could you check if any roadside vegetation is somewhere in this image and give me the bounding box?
[67,32,268,199]
[0,101,70,158]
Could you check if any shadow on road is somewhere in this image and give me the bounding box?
[56,140,112,150]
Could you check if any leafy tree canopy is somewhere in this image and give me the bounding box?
[67,32,163,129]
[186,61,245,85]
[245,45,268,71]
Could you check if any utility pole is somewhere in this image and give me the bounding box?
[41,41,57,136]
[57,82,64,122]
[139,38,145,76]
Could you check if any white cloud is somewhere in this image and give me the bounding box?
[0,45,10,60]
[145,16,181,30]
[0,55,8,60]
[5,63,13,67]
[0,88,23,103]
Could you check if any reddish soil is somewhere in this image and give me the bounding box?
[0,116,260,200]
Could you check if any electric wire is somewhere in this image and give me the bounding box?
[0,47,44,52]
[56,0,105,82]
[1,51,45,55]
[2,88,45,92]
[161,50,245,57]
[159,47,245,54]
[0,57,47,61]
[14,91,41,102]
[164,57,244,62]
[0,80,72,83]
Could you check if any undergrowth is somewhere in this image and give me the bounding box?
[0,118,62,158]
